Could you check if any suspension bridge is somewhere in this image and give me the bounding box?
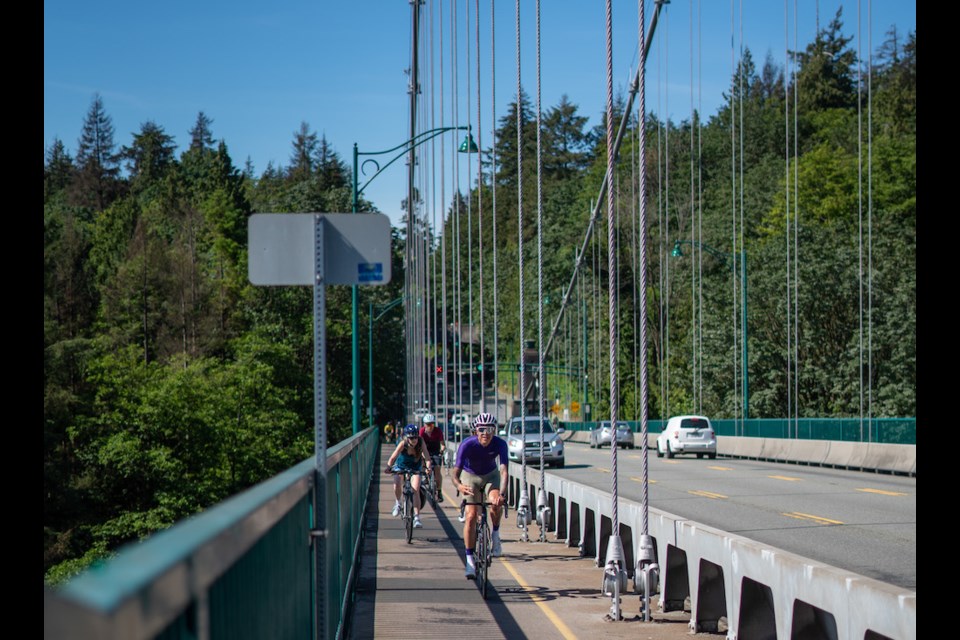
[43,0,915,638]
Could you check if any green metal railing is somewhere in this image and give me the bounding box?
[44,427,380,640]
[561,418,916,445]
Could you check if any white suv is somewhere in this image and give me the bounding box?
[656,415,717,459]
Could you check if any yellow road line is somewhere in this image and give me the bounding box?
[596,467,611,473]
[783,512,843,525]
[630,476,657,484]
[689,489,727,499]
[662,460,682,464]
[501,558,579,640]
[708,466,733,471]
[857,487,908,496]
[769,475,802,482]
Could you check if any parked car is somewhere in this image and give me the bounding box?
[589,421,635,449]
[504,416,565,468]
[656,415,717,459]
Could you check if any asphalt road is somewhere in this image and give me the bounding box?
[538,440,916,591]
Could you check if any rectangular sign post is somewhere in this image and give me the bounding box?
[248,212,391,640]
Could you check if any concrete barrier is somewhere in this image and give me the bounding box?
[534,431,914,475]
[511,463,916,640]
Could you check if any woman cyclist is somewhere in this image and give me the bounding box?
[452,412,509,578]
[385,424,433,528]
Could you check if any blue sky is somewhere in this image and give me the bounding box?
[44,0,914,229]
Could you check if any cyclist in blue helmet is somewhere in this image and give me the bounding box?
[453,412,508,577]
[385,423,433,527]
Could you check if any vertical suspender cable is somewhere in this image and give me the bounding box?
[631,108,639,421]
[729,0,738,424]
[534,0,548,541]
[601,0,627,622]
[697,0,704,414]
[857,0,864,440]
[867,0,874,441]
[439,0,449,435]
[688,0,697,412]
[636,0,657,621]
[466,0,475,413]
[431,3,439,415]
[738,0,745,430]
[454,0,463,425]
[663,11,670,419]
[491,0,500,424]
[783,0,792,436]
[516,0,529,541]
[604,0,618,539]
[476,0,485,413]
[792,0,799,434]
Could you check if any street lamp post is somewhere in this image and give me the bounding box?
[351,126,478,433]
[671,239,749,420]
[369,297,404,429]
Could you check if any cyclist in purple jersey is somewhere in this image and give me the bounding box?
[453,413,508,578]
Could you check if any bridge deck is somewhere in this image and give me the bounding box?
[346,447,696,639]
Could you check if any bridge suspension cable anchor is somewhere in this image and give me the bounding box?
[634,534,660,621]
[535,491,551,542]
[602,535,629,621]
[516,488,532,541]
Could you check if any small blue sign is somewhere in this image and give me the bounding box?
[358,263,384,282]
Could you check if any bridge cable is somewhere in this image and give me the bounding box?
[534,0,549,542]
[602,0,628,622]
[635,0,657,620]
[439,0,450,443]
[491,0,500,425]
[454,0,464,431]
[515,0,530,543]
[476,0,485,414]
[466,0,475,417]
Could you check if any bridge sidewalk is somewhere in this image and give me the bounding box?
[346,447,698,639]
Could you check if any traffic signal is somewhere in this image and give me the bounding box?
[436,365,443,374]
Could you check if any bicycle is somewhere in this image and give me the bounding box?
[424,454,442,507]
[471,499,508,599]
[387,468,419,543]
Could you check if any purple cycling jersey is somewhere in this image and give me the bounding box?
[454,435,509,475]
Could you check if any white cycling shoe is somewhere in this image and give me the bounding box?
[492,531,503,557]
[465,555,477,579]
[391,502,400,517]
[413,515,423,528]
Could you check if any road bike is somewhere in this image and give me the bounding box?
[388,468,420,543]
[424,454,442,507]
[472,499,508,599]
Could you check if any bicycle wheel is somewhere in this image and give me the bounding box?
[405,493,414,543]
[425,474,436,507]
[477,520,489,598]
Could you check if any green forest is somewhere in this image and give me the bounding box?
[44,14,915,584]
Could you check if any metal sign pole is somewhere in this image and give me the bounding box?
[312,215,328,640]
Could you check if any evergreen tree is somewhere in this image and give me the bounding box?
[317,134,349,191]
[189,111,215,151]
[794,7,857,113]
[122,121,177,194]
[288,121,319,182]
[45,138,75,201]
[541,94,591,181]
[72,93,121,211]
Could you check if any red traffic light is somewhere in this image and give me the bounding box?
[436,365,443,374]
